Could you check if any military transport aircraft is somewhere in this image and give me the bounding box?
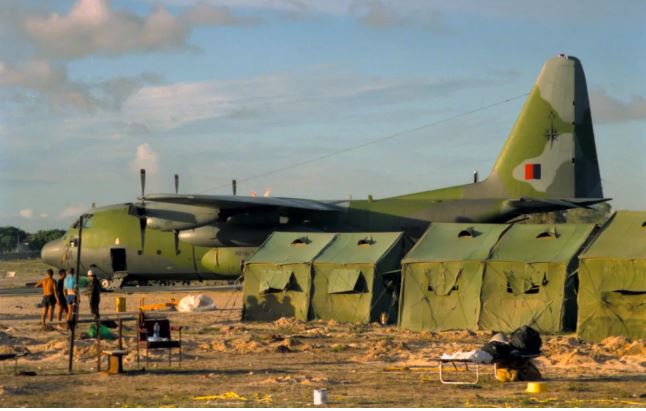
[42,54,608,288]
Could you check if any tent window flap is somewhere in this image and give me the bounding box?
[259,270,294,293]
[426,266,462,296]
[328,269,363,294]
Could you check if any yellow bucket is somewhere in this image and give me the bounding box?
[526,382,546,393]
[115,296,126,313]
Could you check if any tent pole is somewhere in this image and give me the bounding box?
[68,214,85,373]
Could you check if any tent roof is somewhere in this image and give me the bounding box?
[402,223,510,263]
[489,223,595,263]
[581,210,646,259]
[315,232,403,264]
[247,232,335,264]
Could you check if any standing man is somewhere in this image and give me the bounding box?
[55,269,68,324]
[64,267,77,324]
[34,269,57,330]
[86,270,101,320]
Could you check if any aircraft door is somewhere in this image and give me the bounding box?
[110,248,127,272]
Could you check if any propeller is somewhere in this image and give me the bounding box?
[173,230,180,255]
[137,168,147,252]
[138,216,147,253]
[140,169,146,199]
[232,179,237,196]
[173,174,181,254]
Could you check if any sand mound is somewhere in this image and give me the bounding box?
[230,335,263,353]
[620,340,646,357]
[273,317,306,329]
[326,319,339,327]
[199,334,312,354]
[44,339,68,351]
[600,336,630,351]
[200,334,266,353]
[535,335,646,374]
[352,338,410,362]
[259,374,328,386]
[0,345,14,354]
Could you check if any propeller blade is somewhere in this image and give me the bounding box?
[173,230,180,255]
[174,174,179,194]
[140,169,146,199]
[232,179,237,196]
[139,217,147,252]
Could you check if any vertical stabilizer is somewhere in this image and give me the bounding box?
[488,54,603,199]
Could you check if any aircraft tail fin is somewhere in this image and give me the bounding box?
[487,54,603,199]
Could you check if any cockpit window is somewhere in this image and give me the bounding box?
[71,215,93,229]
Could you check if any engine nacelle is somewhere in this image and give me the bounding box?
[144,204,219,231]
[179,224,270,247]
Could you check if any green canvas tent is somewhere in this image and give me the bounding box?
[242,232,335,321]
[398,223,510,332]
[310,232,404,324]
[577,211,646,342]
[480,223,595,334]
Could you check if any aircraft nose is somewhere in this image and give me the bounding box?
[41,237,65,267]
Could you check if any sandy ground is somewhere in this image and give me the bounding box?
[0,258,48,289]
[1,262,645,407]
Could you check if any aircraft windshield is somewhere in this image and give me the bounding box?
[71,215,93,229]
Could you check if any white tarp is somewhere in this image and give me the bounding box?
[177,294,216,312]
[440,350,494,364]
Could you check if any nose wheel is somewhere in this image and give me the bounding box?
[100,278,112,290]
[100,272,128,290]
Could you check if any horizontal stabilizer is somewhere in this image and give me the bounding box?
[506,197,611,213]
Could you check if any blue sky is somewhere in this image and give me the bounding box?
[1,0,645,231]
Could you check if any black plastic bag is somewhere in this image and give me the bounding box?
[510,325,541,354]
[480,341,512,361]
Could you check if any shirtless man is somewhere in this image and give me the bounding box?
[35,269,58,330]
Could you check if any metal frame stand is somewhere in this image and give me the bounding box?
[439,360,480,385]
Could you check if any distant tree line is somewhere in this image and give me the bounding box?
[0,226,65,253]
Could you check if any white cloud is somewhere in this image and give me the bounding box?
[39,213,49,219]
[0,59,95,109]
[19,208,33,218]
[24,0,186,58]
[183,2,260,26]
[154,0,645,23]
[130,143,159,174]
[123,82,232,129]
[0,59,160,111]
[23,0,259,59]
[123,68,482,130]
[352,0,445,32]
[58,204,87,220]
[590,88,646,124]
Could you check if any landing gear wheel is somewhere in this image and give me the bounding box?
[100,278,112,290]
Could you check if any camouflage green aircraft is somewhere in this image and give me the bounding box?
[42,54,608,288]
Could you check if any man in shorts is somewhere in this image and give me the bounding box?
[55,269,68,323]
[35,269,58,330]
[64,267,78,324]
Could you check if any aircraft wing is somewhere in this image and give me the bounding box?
[142,193,344,212]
